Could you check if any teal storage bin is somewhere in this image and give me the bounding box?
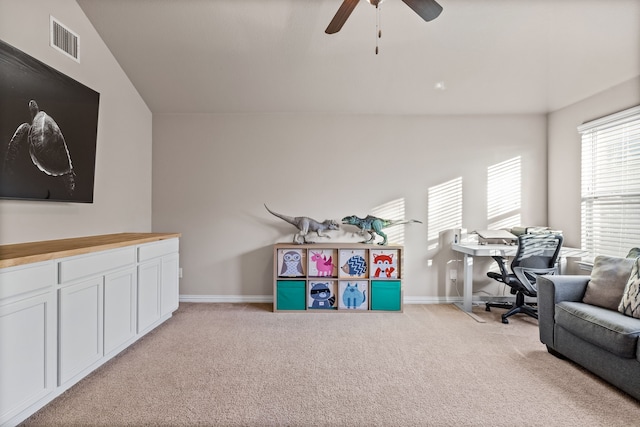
[370,280,401,311]
[276,280,306,311]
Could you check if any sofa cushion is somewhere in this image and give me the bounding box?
[619,257,640,319]
[627,247,640,259]
[582,255,634,310]
[555,301,640,359]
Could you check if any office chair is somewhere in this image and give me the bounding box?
[485,233,564,324]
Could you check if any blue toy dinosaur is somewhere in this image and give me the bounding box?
[341,214,422,245]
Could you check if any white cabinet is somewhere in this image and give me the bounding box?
[161,253,180,316]
[104,267,137,356]
[0,262,56,426]
[0,233,180,427]
[58,277,104,385]
[137,239,180,334]
[59,265,137,371]
[137,259,161,334]
[57,247,135,387]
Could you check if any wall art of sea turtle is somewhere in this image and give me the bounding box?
[3,100,75,194]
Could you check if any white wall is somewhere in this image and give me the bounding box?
[0,0,152,245]
[12,0,630,301]
[153,113,548,300]
[547,76,640,254]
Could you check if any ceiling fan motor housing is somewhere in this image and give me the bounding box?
[325,0,442,35]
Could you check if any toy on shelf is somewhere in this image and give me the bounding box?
[370,249,399,278]
[265,204,340,244]
[277,249,306,277]
[339,249,368,278]
[308,281,337,309]
[309,249,337,277]
[341,214,422,245]
[339,281,368,310]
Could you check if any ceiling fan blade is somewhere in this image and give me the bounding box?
[401,0,443,22]
[325,0,360,34]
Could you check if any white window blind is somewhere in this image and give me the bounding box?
[579,105,640,258]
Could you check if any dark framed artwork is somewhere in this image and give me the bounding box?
[0,39,100,203]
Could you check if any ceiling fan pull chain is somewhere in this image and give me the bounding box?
[378,2,382,39]
[375,2,381,54]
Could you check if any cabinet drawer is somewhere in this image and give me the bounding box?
[58,247,136,284]
[137,239,179,262]
[276,281,306,311]
[370,280,402,311]
[0,262,55,300]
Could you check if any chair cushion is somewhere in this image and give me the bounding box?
[619,257,640,319]
[582,255,634,310]
[555,301,640,359]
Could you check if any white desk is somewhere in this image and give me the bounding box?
[451,242,585,313]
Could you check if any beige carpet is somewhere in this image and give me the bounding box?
[23,303,640,426]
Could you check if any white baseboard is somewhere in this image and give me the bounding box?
[404,296,464,304]
[180,295,273,303]
[179,295,486,305]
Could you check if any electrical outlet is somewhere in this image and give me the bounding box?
[179,268,183,279]
[450,269,457,280]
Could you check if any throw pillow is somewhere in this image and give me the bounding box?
[619,257,640,319]
[582,255,635,310]
[627,247,640,259]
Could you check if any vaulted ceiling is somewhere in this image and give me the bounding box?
[77,0,640,115]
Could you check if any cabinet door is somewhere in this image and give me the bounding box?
[58,277,104,385]
[0,292,56,424]
[160,254,179,316]
[104,268,137,355]
[370,280,402,311]
[138,260,161,334]
[276,281,306,311]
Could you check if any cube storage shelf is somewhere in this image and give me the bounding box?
[273,243,403,312]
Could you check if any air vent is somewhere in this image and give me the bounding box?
[50,16,80,62]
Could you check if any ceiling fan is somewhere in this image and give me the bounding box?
[325,0,443,35]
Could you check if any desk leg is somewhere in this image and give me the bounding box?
[557,257,565,275]
[462,253,473,312]
[454,253,485,322]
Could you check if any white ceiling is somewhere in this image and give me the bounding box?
[76,0,640,115]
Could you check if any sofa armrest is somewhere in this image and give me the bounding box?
[537,275,590,348]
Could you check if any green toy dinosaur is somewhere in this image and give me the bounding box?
[341,215,422,245]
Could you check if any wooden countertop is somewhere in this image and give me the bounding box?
[0,233,181,269]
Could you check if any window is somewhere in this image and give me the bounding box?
[579,105,640,258]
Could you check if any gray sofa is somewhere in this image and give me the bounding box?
[538,266,640,400]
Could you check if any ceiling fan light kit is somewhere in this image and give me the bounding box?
[325,0,443,54]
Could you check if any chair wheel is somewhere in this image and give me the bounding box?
[501,316,509,324]
[485,306,491,312]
